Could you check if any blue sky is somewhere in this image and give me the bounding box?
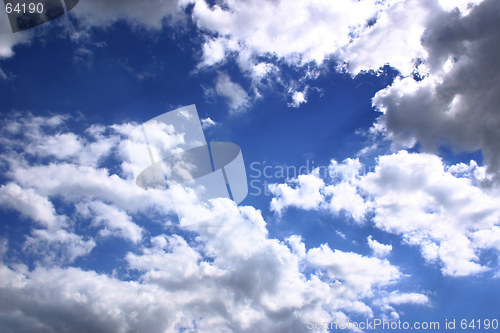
[1,0,500,332]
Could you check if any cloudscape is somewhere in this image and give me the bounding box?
[0,0,499,332]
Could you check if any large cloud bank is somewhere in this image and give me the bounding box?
[0,114,427,332]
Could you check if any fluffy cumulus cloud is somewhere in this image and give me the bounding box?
[0,114,170,264]
[0,264,177,333]
[190,0,485,75]
[288,90,308,108]
[269,158,369,220]
[200,116,216,129]
[190,0,392,106]
[270,151,500,277]
[76,201,144,243]
[367,236,392,258]
[0,114,428,332]
[189,0,486,99]
[192,0,384,69]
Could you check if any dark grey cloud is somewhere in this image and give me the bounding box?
[373,0,500,184]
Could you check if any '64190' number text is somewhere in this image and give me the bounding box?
[5,2,44,14]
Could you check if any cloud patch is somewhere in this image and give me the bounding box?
[270,151,500,277]
[213,72,251,113]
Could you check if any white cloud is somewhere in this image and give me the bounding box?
[77,201,144,244]
[24,229,96,264]
[269,172,325,215]
[270,151,500,277]
[190,0,408,109]
[306,243,401,299]
[0,115,172,216]
[340,0,441,76]
[288,90,307,108]
[191,0,384,69]
[190,0,484,79]
[26,132,83,159]
[1,113,117,167]
[8,162,171,214]
[0,183,63,229]
[199,37,228,67]
[361,151,500,276]
[323,181,368,221]
[0,183,94,264]
[380,292,430,306]
[269,159,368,220]
[472,226,500,251]
[367,236,392,258]
[201,117,217,129]
[251,62,276,80]
[0,114,171,263]
[214,72,250,113]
